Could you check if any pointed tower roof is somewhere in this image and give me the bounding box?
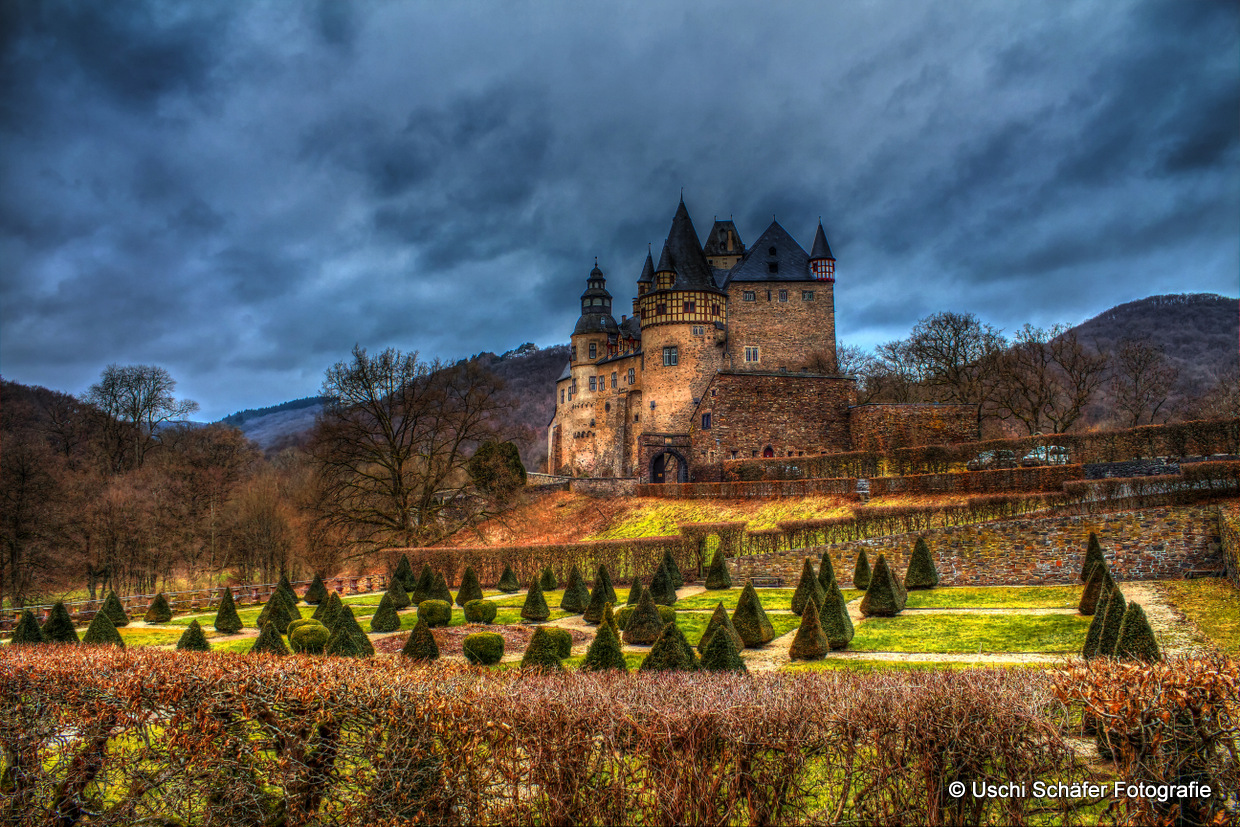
[637,247,655,284]
[809,221,834,261]
[703,219,744,257]
[722,219,812,286]
[653,198,721,293]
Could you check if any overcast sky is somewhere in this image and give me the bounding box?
[2,1,1237,420]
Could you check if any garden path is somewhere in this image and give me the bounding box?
[1120,582,1210,656]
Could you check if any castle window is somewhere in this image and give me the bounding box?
[656,303,666,316]
[742,291,755,302]
[598,375,604,390]
[571,346,577,361]
[731,450,738,460]
[744,346,760,363]
[701,413,711,430]
[711,303,720,315]
[802,290,814,301]
[560,389,564,404]
[611,372,617,389]
[778,290,788,302]
[662,346,678,366]
[589,343,597,359]
[627,368,635,384]
[683,300,695,313]
[692,325,704,336]
[589,376,596,391]
[571,379,577,393]
[768,262,779,274]
[767,290,772,301]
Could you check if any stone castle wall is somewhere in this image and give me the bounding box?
[724,279,835,373]
[729,505,1223,587]
[639,320,725,435]
[849,403,979,454]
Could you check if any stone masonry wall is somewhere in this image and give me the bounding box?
[1220,505,1240,589]
[848,403,980,454]
[725,279,835,373]
[729,505,1223,587]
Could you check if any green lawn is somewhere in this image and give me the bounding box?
[850,612,1090,653]
[903,585,1080,609]
[782,659,1001,673]
[1158,578,1240,654]
[674,588,797,611]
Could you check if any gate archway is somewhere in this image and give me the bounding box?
[650,450,689,483]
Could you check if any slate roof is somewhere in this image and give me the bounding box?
[810,221,834,261]
[574,313,619,335]
[722,220,813,286]
[703,219,744,257]
[652,198,722,294]
[620,314,642,340]
[557,361,571,382]
[637,249,654,285]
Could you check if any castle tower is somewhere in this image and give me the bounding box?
[638,198,727,442]
[571,260,619,366]
[633,247,654,317]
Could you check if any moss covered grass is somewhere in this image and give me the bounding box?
[1158,578,1240,654]
[850,612,1090,653]
[902,585,1080,610]
[781,659,1019,673]
[586,498,851,540]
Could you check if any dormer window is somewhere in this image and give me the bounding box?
[767,262,778,274]
[768,246,776,255]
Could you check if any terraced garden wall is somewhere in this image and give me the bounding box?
[729,505,1225,587]
[1221,504,1240,589]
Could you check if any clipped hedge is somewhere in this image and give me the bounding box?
[462,632,504,665]
[417,600,452,628]
[463,599,497,624]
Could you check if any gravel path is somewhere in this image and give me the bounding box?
[1120,582,1211,656]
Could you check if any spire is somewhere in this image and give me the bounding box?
[655,237,675,274]
[638,247,655,284]
[810,220,835,261]
[657,197,720,292]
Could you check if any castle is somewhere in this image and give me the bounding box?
[548,197,978,483]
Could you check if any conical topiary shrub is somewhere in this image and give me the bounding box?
[1097,588,1127,657]
[539,566,559,592]
[250,621,289,656]
[431,571,453,604]
[648,561,678,606]
[859,554,905,618]
[12,610,45,645]
[83,610,124,647]
[731,582,775,648]
[497,564,520,593]
[258,591,295,634]
[462,632,503,665]
[790,558,825,616]
[661,549,684,589]
[853,550,871,590]
[521,626,565,671]
[313,591,343,631]
[393,554,416,591]
[820,579,855,651]
[817,551,837,592]
[640,622,698,672]
[521,579,551,622]
[582,581,610,624]
[386,576,411,610]
[304,573,328,605]
[593,564,617,605]
[276,574,300,608]
[626,580,644,606]
[101,590,129,627]
[401,620,439,661]
[455,566,483,608]
[559,565,591,613]
[325,605,374,657]
[144,593,173,623]
[176,619,211,652]
[622,588,665,645]
[370,593,402,633]
[41,601,79,644]
[904,537,939,590]
[411,564,436,604]
[214,587,243,634]
[697,603,744,655]
[701,623,747,672]
[1081,585,1112,658]
[581,621,628,672]
[789,598,830,661]
[705,547,732,590]
[1078,563,1114,616]
[1114,602,1161,663]
[1081,532,1106,583]
[602,602,620,637]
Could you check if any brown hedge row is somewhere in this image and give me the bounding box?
[723,451,881,482]
[636,478,855,499]
[866,465,1082,496]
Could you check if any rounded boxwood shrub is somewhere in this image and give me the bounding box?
[904,537,940,590]
[701,624,747,672]
[176,619,211,652]
[456,566,484,607]
[820,579,855,651]
[521,626,565,671]
[497,564,520,593]
[463,632,504,665]
[417,599,452,628]
[249,621,289,656]
[543,626,573,659]
[788,598,829,661]
[289,620,330,654]
[621,589,665,645]
[648,561,678,606]
[817,550,837,592]
[859,554,905,618]
[144,593,173,624]
[401,620,439,661]
[697,603,744,655]
[101,590,130,627]
[705,548,732,590]
[581,622,627,672]
[1097,587,1127,656]
[304,573,328,605]
[1081,532,1106,583]
[791,558,825,616]
[370,593,402,633]
[12,610,45,645]
[559,565,591,613]
[411,564,436,604]
[640,622,698,672]
[464,599,497,624]
[521,579,550,622]
[731,582,775,648]
[614,603,675,631]
[853,550,872,591]
[82,610,124,647]
[41,601,79,644]
[661,549,684,589]
[593,564,617,606]
[385,576,411,610]
[1114,602,1161,663]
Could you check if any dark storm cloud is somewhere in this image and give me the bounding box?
[1,0,1236,419]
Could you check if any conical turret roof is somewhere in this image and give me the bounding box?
[652,198,721,293]
[810,221,834,261]
[637,248,655,284]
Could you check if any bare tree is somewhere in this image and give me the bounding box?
[1109,336,1180,427]
[903,312,1005,405]
[1042,330,1110,433]
[85,364,199,472]
[311,347,510,554]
